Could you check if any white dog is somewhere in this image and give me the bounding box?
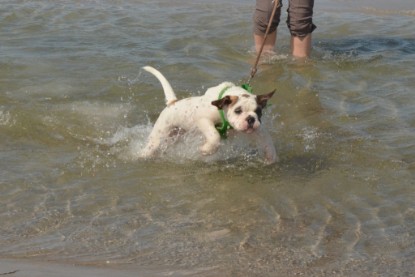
[140,66,277,164]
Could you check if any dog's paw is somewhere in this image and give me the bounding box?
[264,155,278,165]
[200,143,218,156]
[264,151,278,165]
[138,147,156,159]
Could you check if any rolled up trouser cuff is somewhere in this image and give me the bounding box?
[253,0,282,36]
[286,0,316,37]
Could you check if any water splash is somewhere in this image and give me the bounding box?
[102,123,273,165]
[0,107,15,126]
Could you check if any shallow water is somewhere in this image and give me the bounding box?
[1,0,414,275]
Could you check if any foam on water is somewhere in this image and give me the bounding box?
[97,119,278,165]
[0,107,15,127]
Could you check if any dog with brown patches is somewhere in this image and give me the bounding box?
[140,66,277,164]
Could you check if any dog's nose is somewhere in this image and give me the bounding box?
[247,116,255,126]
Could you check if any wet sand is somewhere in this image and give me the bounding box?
[1,259,140,277]
[0,259,218,277]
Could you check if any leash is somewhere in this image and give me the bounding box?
[216,1,280,138]
[245,0,281,87]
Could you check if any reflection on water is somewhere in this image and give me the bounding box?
[0,0,414,275]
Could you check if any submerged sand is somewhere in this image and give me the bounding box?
[0,259,219,277]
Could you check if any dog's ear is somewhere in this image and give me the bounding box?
[256,89,276,108]
[211,96,238,110]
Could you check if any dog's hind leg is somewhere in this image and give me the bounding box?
[140,140,160,158]
[140,123,170,158]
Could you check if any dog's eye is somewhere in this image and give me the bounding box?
[255,107,262,118]
[234,107,242,115]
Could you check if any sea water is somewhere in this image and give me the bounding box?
[0,0,414,275]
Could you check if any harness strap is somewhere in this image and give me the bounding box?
[216,86,232,138]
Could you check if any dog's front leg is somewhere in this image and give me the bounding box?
[254,128,278,164]
[196,119,221,155]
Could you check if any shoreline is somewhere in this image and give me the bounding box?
[319,0,415,15]
[324,0,415,10]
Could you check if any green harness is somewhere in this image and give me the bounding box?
[215,84,253,139]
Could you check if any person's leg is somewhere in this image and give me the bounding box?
[254,31,277,54]
[286,0,316,58]
[291,33,312,58]
[253,0,281,54]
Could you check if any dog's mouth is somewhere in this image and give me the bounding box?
[244,127,256,134]
[231,118,259,133]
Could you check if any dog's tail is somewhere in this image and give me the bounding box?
[142,66,177,106]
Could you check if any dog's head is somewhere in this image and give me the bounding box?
[211,89,275,134]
